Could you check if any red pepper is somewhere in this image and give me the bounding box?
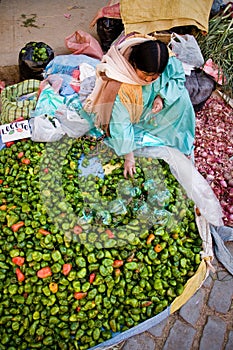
[74,292,87,300]
[89,273,96,284]
[21,158,30,165]
[0,179,3,185]
[14,117,25,122]
[15,268,25,282]
[73,225,83,234]
[62,263,72,276]
[12,256,25,266]
[37,267,52,278]
[112,260,124,268]
[38,228,51,235]
[5,141,14,147]
[141,301,153,307]
[105,229,115,238]
[114,268,121,277]
[17,152,24,159]
[11,221,25,232]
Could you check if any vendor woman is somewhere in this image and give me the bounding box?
[84,34,195,178]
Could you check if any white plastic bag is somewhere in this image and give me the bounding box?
[29,114,65,142]
[55,105,91,138]
[169,33,204,68]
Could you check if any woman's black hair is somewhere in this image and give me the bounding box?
[129,40,169,74]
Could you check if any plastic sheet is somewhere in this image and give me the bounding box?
[134,145,223,227]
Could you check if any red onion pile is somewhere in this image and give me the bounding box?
[194,95,233,227]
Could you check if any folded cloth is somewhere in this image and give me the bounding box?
[120,0,213,34]
[210,225,233,275]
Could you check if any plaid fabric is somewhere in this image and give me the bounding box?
[0,79,40,124]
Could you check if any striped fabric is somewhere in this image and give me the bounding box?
[0,79,40,124]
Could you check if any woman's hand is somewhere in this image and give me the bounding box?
[124,152,136,178]
[152,95,163,114]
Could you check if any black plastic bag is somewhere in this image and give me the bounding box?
[19,42,54,81]
[97,17,124,53]
[185,69,216,112]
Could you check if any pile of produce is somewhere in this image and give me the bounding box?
[0,136,202,349]
[20,42,50,64]
[194,95,233,227]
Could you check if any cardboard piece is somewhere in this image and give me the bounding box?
[0,120,31,143]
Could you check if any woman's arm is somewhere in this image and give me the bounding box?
[157,56,186,106]
[106,96,138,178]
[107,96,137,156]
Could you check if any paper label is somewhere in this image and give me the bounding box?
[0,120,31,142]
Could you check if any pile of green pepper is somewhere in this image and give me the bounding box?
[0,136,202,349]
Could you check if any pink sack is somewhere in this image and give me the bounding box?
[65,30,103,60]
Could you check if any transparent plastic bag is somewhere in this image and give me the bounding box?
[169,33,204,67]
[134,146,223,227]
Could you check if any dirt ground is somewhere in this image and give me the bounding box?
[0,65,20,86]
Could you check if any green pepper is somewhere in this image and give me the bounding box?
[153,279,163,291]
[47,294,56,306]
[29,320,40,336]
[77,268,87,279]
[51,250,62,262]
[9,284,18,295]
[50,305,59,315]
[6,213,19,227]
[92,327,101,341]
[195,253,201,265]
[125,262,138,270]
[87,288,97,300]
[43,336,53,346]
[125,298,139,308]
[51,263,62,273]
[36,325,46,336]
[168,245,178,256]
[76,256,86,267]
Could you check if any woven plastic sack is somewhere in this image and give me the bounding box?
[0,79,40,124]
[65,30,103,60]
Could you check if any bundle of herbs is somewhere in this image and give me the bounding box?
[196,3,233,98]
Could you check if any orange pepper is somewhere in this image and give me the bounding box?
[49,282,58,293]
[62,263,72,276]
[74,292,87,300]
[11,221,25,232]
[15,268,25,282]
[89,273,96,284]
[37,266,52,278]
[105,229,115,238]
[146,233,155,244]
[154,244,163,253]
[12,256,25,266]
[73,225,83,235]
[38,228,51,235]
